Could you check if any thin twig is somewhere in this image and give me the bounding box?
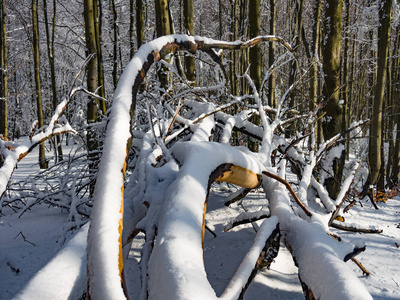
[262,171,312,217]
[14,231,36,246]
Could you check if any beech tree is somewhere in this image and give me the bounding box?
[368,0,393,191]
[32,0,48,169]
[84,0,100,187]
[0,0,7,139]
[268,0,276,108]
[1,1,400,298]
[183,0,195,83]
[43,0,63,161]
[321,0,343,198]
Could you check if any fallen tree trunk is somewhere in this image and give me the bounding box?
[262,166,372,300]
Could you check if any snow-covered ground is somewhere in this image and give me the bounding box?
[0,147,399,299]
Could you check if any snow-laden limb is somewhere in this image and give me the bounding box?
[311,176,336,212]
[87,33,373,299]
[147,141,265,300]
[224,187,251,206]
[14,223,89,300]
[0,98,75,201]
[263,163,372,300]
[224,209,270,232]
[220,217,279,299]
[334,162,360,207]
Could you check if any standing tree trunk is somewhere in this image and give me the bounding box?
[84,0,99,188]
[268,0,276,108]
[219,0,223,40]
[183,0,195,83]
[155,0,171,89]
[321,0,343,198]
[287,0,304,136]
[32,0,48,169]
[248,0,261,91]
[389,25,400,186]
[94,0,106,114]
[309,0,322,145]
[248,0,260,152]
[230,0,238,95]
[0,0,7,138]
[130,0,135,58]
[368,0,393,190]
[43,0,63,161]
[342,0,350,140]
[109,0,119,89]
[136,0,145,50]
[155,0,170,37]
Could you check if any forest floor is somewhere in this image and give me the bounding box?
[0,144,399,299]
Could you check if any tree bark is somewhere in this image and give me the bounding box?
[43,0,63,161]
[32,0,48,169]
[155,0,171,37]
[94,0,106,114]
[136,0,145,50]
[309,0,321,145]
[0,0,7,138]
[287,0,304,136]
[268,0,276,108]
[109,0,119,89]
[249,0,261,91]
[155,0,171,89]
[84,0,99,187]
[342,0,350,159]
[368,0,392,188]
[321,0,343,198]
[183,0,195,83]
[389,26,400,186]
[230,0,238,95]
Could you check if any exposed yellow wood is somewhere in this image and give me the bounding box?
[201,164,262,251]
[215,165,261,189]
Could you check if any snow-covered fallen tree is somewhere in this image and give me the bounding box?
[86,34,376,300]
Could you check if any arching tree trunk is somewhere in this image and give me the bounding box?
[32,0,48,169]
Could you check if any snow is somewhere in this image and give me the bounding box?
[148,141,265,300]
[2,34,400,300]
[263,166,372,300]
[219,216,278,299]
[1,147,400,299]
[14,224,88,300]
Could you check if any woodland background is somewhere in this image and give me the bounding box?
[1,0,400,195]
[1,0,400,299]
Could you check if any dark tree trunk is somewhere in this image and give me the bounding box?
[0,0,7,138]
[368,0,392,190]
[32,0,48,169]
[321,0,343,198]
